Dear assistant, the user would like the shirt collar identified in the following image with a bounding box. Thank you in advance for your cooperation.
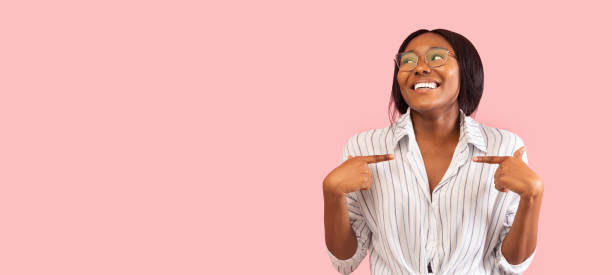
[390,106,487,152]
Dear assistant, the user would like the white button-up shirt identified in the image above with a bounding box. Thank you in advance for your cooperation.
[326,107,536,275]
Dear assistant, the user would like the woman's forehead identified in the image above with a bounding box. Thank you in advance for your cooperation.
[403,33,453,53]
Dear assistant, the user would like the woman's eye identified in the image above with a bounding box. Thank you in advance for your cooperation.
[403,59,415,64]
[431,55,442,60]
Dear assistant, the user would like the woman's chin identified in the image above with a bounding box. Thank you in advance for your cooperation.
[406,97,438,109]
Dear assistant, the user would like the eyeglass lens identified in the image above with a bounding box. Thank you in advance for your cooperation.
[396,48,449,71]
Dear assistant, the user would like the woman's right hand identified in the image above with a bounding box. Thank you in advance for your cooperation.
[323,154,395,196]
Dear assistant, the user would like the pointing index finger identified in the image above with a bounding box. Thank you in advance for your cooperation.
[472,155,509,164]
[362,154,395,164]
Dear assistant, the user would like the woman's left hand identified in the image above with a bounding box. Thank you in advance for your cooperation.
[472,146,543,199]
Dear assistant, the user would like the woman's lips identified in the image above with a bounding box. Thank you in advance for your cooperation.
[410,84,440,93]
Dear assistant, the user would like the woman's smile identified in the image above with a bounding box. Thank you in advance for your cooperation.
[412,85,439,93]
[408,78,442,93]
[406,77,447,97]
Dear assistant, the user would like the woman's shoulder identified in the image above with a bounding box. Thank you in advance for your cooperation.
[345,126,391,143]
[475,120,525,155]
[341,126,394,157]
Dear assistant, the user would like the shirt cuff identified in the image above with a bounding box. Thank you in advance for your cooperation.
[497,246,536,274]
[326,241,368,274]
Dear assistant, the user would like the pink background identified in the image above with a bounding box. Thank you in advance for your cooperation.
[1,0,610,274]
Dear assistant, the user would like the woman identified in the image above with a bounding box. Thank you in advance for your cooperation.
[322,29,543,275]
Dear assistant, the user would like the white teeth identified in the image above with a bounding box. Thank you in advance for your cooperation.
[414,82,438,89]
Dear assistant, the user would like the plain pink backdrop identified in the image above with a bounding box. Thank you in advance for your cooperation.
[1,0,610,274]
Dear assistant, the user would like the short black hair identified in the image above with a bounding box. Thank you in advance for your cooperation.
[388,29,484,123]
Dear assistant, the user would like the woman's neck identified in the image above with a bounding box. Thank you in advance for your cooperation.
[410,105,461,145]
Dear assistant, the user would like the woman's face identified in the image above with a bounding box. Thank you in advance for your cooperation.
[397,33,460,113]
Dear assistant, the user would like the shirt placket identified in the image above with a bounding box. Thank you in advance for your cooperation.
[425,140,470,274]
[426,198,438,273]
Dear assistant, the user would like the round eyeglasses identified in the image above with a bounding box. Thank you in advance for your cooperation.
[394,47,457,72]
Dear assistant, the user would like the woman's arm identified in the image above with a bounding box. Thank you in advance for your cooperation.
[472,137,543,267]
[501,191,543,264]
[323,140,385,274]
[323,187,359,259]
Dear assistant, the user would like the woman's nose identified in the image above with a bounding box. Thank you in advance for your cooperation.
[414,59,431,74]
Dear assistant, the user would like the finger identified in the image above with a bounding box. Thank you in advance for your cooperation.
[494,168,501,179]
[494,184,508,192]
[513,146,527,160]
[472,156,509,164]
[362,154,395,164]
[348,154,354,160]
[361,179,372,190]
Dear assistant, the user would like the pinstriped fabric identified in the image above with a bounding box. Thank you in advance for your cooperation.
[326,107,535,275]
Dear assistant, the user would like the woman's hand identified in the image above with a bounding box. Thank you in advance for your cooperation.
[472,146,543,199]
[323,154,394,196]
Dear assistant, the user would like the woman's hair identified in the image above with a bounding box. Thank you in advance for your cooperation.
[389,29,484,124]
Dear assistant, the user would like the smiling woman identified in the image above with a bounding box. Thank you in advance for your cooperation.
[323,29,542,275]
[389,29,484,124]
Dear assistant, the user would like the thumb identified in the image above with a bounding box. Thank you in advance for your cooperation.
[513,146,527,159]
[348,154,354,159]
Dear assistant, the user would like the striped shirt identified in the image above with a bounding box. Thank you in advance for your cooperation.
[326,107,536,275]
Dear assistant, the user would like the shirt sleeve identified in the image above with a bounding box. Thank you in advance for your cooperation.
[326,137,372,274]
[495,134,536,274]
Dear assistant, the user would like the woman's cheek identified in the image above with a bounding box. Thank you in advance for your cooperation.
[443,70,460,92]
[397,74,407,87]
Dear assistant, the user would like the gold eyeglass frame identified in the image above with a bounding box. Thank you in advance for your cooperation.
[394,47,457,72]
